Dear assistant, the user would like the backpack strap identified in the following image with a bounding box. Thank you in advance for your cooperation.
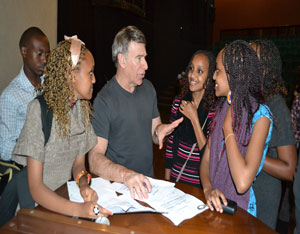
[35,95,53,146]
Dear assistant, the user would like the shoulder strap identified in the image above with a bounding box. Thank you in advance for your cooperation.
[35,95,53,146]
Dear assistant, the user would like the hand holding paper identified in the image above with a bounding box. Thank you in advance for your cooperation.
[123,171,152,200]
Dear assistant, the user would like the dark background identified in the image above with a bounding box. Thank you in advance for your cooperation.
[57,0,215,99]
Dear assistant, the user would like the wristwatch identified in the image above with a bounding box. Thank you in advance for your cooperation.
[154,128,158,137]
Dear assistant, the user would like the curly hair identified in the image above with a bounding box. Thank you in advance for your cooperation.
[251,39,287,99]
[179,50,217,110]
[219,40,264,135]
[42,40,93,138]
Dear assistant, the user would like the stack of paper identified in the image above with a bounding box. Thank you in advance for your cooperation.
[67,177,208,226]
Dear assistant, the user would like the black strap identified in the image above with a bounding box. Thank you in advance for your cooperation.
[35,95,53,146]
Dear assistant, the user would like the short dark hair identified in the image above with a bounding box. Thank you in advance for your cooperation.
[19,26,47,49]
[112,25,146,67]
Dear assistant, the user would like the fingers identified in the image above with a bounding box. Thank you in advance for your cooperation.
[125,173,152,200]
[144,178,152,193]
[129,186,136,199]
[206,189,225,213]
[219,194,227,206]
[91,204,112,217]
[99,206,113,216]
[80,187,98,202]
[159,137,163,150]
[172,117,184,125]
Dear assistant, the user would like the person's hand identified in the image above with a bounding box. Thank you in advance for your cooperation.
[80,185,98,202]
[80,201,112,219]
[157,117,184,149]
[123,171,152,200]
[179,100,198,122]
[204,188,227,213]
[223,106,233,133]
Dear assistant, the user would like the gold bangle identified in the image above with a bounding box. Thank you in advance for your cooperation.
[224,133,235,144]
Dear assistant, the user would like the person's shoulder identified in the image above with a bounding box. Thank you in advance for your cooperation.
[95,78,115,99]
[0,75,22,102]
[254,104,273,122]
[267,94,286,109]
[93,78,118,109]
[268,94,290,116]
[142,79,155,89]
[27,98,41,111]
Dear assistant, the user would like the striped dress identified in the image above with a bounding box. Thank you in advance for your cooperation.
[165,95,214,188]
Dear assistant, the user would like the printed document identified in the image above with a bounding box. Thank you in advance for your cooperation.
[67,177,208,225]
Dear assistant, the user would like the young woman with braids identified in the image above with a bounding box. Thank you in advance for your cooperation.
[250,40,297,229]
[165,50,216,187]
[200,40,273,216]
[12,37,112,219]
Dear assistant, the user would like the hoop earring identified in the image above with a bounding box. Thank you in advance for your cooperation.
[227,91,231,105]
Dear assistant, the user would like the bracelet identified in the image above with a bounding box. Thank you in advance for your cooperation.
[224,133,235,144]
[122,169,132,184]
[76,170,91,188]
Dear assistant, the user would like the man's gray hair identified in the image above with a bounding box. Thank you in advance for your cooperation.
[112,25,146,67]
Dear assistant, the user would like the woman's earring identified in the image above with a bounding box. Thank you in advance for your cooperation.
[227,91,231,105]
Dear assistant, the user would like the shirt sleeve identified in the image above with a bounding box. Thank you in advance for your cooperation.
[13,100,45,162]
[269,98,296,147]
[92,95,111,140]
[0,92,20,160]
[151,84,160,119]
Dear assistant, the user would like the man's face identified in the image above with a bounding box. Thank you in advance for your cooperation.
[122,41,148,88]
[22,35,50,78]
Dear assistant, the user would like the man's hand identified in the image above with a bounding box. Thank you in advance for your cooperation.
[123,171,152,200]
[156,117,183,149]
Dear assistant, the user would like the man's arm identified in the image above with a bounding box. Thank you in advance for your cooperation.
[0,96,19,160]
[152,117,184,149]
[88,137,152,200]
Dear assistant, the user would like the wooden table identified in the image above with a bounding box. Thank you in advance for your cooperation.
[2,182,276,234]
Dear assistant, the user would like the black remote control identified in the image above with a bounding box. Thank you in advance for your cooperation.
[211,198,237,215]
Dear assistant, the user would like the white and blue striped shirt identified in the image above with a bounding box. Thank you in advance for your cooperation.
[0,68,41,161]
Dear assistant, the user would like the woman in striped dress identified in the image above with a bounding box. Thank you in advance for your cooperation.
[165,50,216,187]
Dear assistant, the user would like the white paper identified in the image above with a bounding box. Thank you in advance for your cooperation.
[111,177,208,226]
[68,177,208,225]
[67,178,159,214]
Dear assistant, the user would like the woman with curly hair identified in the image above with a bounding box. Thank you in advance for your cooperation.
[250,40,297,229]
[165,50,216,187]
[200,40,273,216]
[12,36,112,219]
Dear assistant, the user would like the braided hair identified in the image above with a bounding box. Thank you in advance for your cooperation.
[215,40,264,137]
[251,39,287,99]
[42,40,93,138]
